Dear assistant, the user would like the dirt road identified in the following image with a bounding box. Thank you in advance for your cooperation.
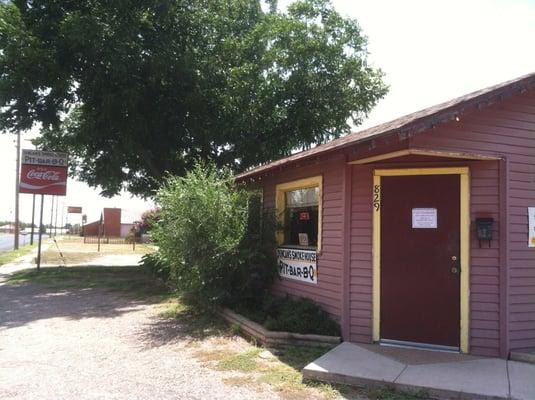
[0,276,275,399]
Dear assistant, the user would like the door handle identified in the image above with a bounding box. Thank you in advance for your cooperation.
[450,255,460,274]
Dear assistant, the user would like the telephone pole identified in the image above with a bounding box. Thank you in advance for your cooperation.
[54,196,59,237]
[49,195,54,237]
[14,131,21,250]
[30,194,36,245]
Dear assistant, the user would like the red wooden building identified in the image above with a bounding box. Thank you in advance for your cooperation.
[238,73,535,358]
[83,208,122,237]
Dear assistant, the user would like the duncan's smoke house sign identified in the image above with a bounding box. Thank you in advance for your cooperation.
[276,248,317,284]
[20,150,68,196]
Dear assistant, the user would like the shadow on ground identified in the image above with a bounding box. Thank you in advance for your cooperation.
[0,266,167,331]
[136,301,232,349]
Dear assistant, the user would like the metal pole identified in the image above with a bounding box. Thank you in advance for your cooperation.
[60,202,64,236]
[29,140,37,245]
[30,194,36,245]
[14,131,21,250]
[49,195,54,237]
[97,225,101,252]
[36,194,44,271]
[54,196,58,237]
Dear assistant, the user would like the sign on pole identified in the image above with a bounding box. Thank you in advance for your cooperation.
[19,150,68,271]
[67,206,82,213]
[20,150,68,196]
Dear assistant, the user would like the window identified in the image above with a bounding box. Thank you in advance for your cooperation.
[275,176,322,249]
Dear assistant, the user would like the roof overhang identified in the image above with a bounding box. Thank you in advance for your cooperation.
[237,72,533,180]
[348,148,501,165]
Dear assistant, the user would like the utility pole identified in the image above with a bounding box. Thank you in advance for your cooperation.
[27,139,37,245]
[49,195,54,237]
[36,194,44,271]
[14,131,21,250]
[54,196,59,237]
[30,194,36,245]
[60,201,64,236]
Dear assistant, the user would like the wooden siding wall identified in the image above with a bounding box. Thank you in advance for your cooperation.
[256,88,534,356]
[261,156,345,320]
[349,165,374,343]
[411,90,535,355]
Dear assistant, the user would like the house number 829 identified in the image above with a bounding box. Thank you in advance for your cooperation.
[373,185,381,211]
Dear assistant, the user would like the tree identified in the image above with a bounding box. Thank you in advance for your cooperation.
[0,0,387,197]
[151,162,277,306]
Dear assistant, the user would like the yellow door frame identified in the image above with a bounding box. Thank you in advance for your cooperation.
[372,167,470,353]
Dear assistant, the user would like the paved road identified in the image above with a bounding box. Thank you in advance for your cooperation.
[0,233,48,252]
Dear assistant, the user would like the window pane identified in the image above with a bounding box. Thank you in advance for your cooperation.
[284,206,318,247]
[285,187,319,208]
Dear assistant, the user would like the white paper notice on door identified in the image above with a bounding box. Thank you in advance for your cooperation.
[529,207,535,248]
[412,208,438,229]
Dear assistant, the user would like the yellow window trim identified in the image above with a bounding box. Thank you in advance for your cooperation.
[372,167,470,353]
[275,176,323,251]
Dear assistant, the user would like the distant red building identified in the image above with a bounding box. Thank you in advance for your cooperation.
[83,208,123,237]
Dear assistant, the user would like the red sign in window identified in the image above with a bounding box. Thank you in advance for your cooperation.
[299,211,310,221]
[19,164,68,195]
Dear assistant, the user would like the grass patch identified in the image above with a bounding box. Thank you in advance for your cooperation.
[277,346,332,370]
[366,387,428,400]
[194,349,232,363]
[5,266,167,298]
[39,250,98,265]
[0,243,37,266]
[217,348,263,372]
[39,237,153,265]
[200,342,424,400]
[158,297,228,338]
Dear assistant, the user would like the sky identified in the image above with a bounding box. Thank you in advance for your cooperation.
[1,0,534,225]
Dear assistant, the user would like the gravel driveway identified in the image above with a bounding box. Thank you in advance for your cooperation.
[0,278,277,399]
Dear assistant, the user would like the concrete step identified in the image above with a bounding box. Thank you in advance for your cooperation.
[302,342,535,400]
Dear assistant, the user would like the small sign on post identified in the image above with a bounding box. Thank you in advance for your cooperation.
[20,150,68,271]
[67,206,82,214]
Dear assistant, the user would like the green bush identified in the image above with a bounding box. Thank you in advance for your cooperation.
[234,295,340,336]
[140,252,171,283]
[151,162,276,307]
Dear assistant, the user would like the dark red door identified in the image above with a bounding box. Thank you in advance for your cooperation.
[380,174,460,348]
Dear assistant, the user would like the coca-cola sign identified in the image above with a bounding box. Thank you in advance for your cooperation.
[26,169,61,181]
[20,163,67,196]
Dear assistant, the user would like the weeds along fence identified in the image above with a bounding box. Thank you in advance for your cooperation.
[83,236,139,245]
[83,235,142,251]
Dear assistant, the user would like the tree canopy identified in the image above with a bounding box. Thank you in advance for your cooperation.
[0,0,387,196]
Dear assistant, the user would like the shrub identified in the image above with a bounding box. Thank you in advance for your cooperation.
[263,297,340,336]
[140,252,171,283]
[233,295,340,336]
[151,162,276,307]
